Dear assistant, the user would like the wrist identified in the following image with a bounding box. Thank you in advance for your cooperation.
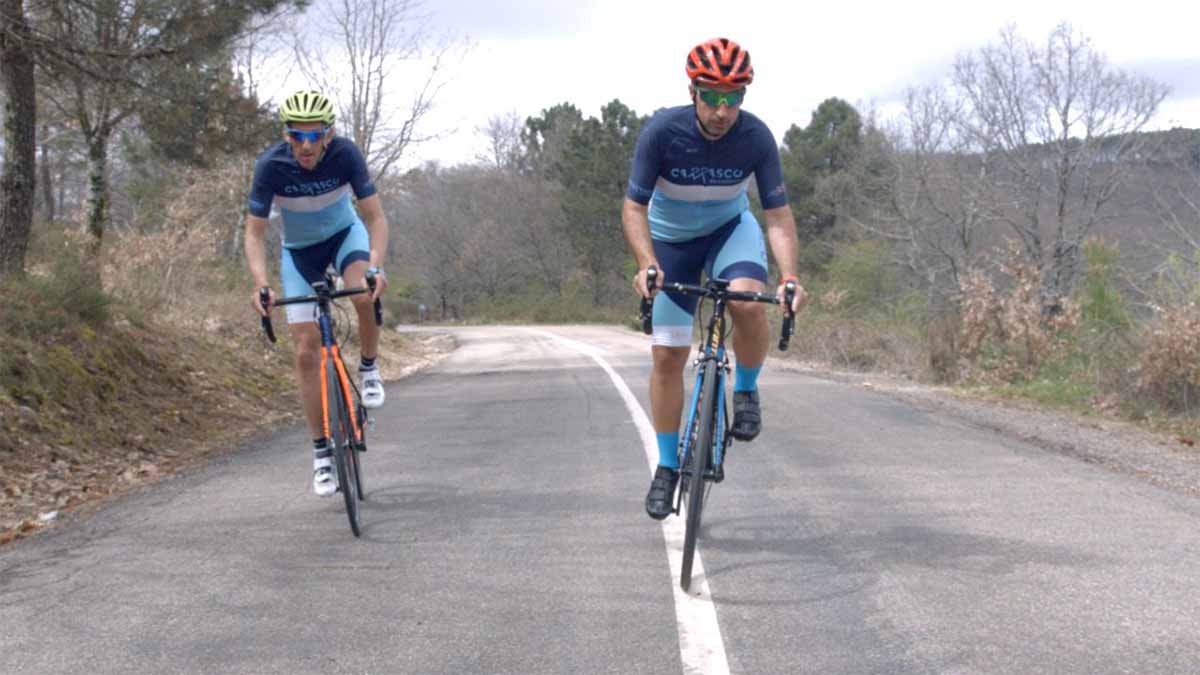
[779,274,799,285]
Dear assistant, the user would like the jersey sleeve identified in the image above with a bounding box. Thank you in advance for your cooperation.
[246,156,274,218]
[625,122,662,205]
[343,140,377,200]
[754,131,789,210]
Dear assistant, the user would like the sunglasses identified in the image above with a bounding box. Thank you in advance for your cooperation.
[286,127,330,144]
[695,87,746,108]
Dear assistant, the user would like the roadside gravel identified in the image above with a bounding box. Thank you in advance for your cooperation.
[778,360,1200,498]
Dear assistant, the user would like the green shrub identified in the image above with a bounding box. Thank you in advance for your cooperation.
[1079,239,1131,334]
[824,239,898,314]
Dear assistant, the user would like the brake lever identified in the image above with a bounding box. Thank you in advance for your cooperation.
[366,272,383,326]
[639,266,658,335]
[259,287,277,344]
[778,281,796,351]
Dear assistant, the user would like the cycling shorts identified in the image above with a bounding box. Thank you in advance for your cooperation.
[650,210,768,347]
[279,221,371,324]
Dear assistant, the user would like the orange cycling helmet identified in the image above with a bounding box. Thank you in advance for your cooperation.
[686,38,754,90]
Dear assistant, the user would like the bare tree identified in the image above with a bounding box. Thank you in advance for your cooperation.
[476,111,523,169]
[855,87,992,305]
[230,5,300,100]
[476,112,571,292]
[291,0,468,186]
[861,24,1168,312]
[30,0,304,266]
[953,23,1168,310]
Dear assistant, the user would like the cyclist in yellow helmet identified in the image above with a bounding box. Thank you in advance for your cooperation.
[244,90,390,497]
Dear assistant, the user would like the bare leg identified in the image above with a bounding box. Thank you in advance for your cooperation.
[289,322,324,439]
[728,278,769,368]
[650,345,691,432]
[342,260,379,360]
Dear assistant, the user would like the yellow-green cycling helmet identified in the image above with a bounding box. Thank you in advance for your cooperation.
[279,90,335,125]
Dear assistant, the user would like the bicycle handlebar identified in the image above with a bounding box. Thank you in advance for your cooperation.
[637,275,798,352]
[659,281,778,305]
[259,276,383,344]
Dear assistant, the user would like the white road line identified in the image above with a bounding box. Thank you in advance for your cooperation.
[530,329,731,675]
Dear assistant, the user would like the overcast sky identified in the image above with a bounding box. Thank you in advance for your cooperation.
[269,0,1200,168]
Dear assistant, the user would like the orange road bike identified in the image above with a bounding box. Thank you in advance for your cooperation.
[260,272,382,537]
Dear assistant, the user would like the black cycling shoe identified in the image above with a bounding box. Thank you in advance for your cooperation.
[645,465,679,520]
[731,390,761,441]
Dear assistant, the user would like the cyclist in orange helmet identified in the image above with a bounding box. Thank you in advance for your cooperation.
[624,38,809,520]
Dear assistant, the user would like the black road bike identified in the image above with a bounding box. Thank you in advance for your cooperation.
[640,267,796,590]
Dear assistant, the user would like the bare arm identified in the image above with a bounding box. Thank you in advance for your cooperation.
[355,194,390,299]
[355,194,390,269]
[622,197,659,297]
[244,214,272,315]
[762,204,808,312]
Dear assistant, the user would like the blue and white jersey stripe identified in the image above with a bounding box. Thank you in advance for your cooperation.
[247,136,377,249]
[626,105,787,243]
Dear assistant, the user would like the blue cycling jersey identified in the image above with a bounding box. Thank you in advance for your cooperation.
[626,105,787,243]
[247,136,377,249]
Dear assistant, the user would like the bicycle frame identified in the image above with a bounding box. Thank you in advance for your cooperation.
[311,285,363,446]
[678,286,734,496]
[260,273,382,449]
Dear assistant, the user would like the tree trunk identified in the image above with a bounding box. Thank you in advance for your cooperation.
[39,123,54,222]
[84,132,111,260]
[0,0,37,278]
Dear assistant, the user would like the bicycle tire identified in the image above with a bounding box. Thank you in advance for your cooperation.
[328,360,361,537]
[352,401,366,501]
[681,359,717,592]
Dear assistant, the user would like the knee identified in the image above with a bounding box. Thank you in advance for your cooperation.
[349,293,372,313]
[652,346,689,375]
[729,299,766,324]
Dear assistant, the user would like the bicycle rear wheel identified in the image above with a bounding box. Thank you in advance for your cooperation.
[328,360,361,537]
[681,360,717,592]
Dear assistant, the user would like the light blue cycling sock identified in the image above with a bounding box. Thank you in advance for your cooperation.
[734,363,762,392]
[657,431,680,469]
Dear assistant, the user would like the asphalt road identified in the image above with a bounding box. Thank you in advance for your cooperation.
[3,325,1200,674]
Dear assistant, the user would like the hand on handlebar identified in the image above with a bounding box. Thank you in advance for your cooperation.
[776,277,808,314]
[365,267,388,302]
[633,265,660,300]
[636,266,659,335]
[254,286,275,317]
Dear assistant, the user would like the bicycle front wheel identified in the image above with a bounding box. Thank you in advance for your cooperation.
[328,360,361,537]
[352,401,366,501]
[681,360,717,592]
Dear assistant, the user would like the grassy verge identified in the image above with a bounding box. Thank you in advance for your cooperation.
[0,269,436,544]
